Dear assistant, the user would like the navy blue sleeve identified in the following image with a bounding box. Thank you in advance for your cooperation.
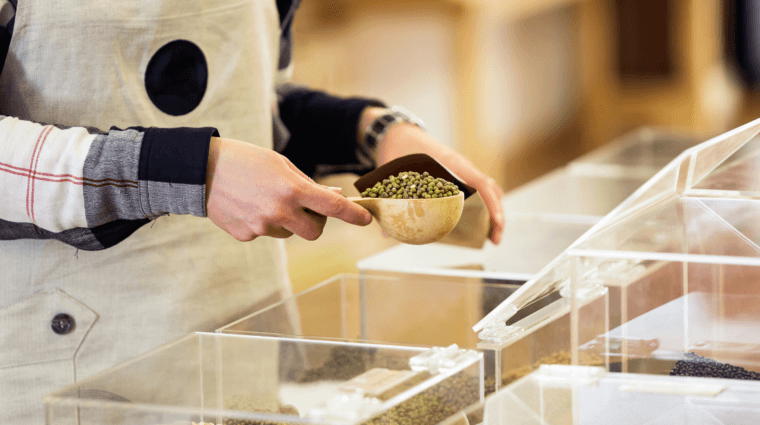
[131,126,217,186]
[276,87,385,178]
[0,0,15,77]
[274,0,388,178]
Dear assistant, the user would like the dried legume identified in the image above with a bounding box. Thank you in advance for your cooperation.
[670,352,760,381]
[361,171,460,199]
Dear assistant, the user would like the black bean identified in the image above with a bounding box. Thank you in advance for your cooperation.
[670,352,760,381]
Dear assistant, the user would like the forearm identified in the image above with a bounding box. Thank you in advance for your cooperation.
[0,115,217,250]
[357,106,448,163]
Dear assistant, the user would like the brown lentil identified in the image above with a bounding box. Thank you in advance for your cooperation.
[219,346,480,425]
[362,371,480,425]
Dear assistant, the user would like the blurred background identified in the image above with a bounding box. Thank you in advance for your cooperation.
[284,0,760,293]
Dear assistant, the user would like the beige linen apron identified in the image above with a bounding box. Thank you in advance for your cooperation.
[0,1,291,423]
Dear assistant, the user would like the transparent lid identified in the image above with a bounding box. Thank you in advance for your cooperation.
[438,364,760,425]
[569,127,702,179]
[499,168,647,223]
[572,197,760,264]
[45,332,483,425]
[476,117,760,332]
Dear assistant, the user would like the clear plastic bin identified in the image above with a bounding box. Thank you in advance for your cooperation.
[565,126,760,377]
[45,332,483,425]
[567,197,760,376]
[439,365,760,425]
[218,274,605,394]
[478,118,760,385]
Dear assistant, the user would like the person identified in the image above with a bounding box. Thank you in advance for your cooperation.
[0,0,505,423]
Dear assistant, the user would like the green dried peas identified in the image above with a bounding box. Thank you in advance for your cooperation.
[361,171,460,199]
[217,347,479,425]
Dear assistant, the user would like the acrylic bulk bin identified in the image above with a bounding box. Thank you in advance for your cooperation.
[478,117,760,382]
[45,332,483,425]
[218,274,604,395]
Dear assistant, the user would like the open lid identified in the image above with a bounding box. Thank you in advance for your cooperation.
[474,116,760,333]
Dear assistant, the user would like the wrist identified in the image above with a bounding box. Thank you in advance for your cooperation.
[205,136,223,210]
[359,105,426,148]
[377,122,442,164]
[358,106,387,141]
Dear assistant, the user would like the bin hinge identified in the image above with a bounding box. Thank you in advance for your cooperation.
[559,283,607,303]
[477,322,525,345]
[409,344,480,374]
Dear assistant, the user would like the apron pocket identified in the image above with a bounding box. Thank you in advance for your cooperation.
[0,288,97,423]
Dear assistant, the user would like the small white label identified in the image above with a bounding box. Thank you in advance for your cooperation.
[620,382,726,397]
[339,368,419,397]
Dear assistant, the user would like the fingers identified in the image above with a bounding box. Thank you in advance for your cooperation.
[480,178,504,245]
[267,227,295,239]
[490,214,504,244]
[283,208,328,241]
[283,158,364,226]
[301,184,373,226]
[227,224,291,241]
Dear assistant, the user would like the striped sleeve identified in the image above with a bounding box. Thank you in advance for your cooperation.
[0,116,217,250]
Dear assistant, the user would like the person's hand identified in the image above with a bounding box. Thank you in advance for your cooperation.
[206,137,372,241]
[361,107,505,244]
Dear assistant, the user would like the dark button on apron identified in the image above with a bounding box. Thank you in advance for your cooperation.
[51,313,75,335]
[145,39,208,116]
